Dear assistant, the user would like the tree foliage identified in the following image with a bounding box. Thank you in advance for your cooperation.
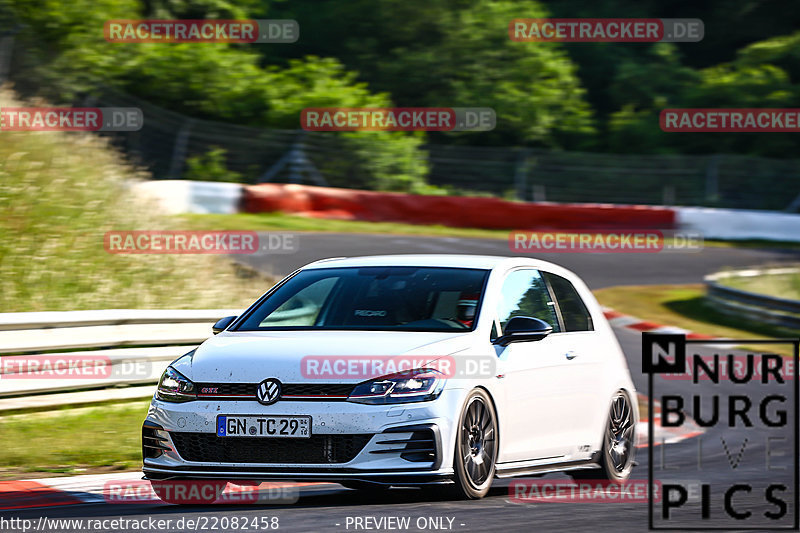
[5,0,800,188]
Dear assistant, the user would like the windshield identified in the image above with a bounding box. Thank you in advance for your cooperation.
[235,266,489,332]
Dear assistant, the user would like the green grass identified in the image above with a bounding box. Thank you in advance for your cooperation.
[178,212,512,240]
[718,272,800,301]
[0,401,150,478]
[594,284,799,357]
[0,89,270,312]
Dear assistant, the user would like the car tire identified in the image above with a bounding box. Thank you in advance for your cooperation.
[448,388,498,499]
[570,390,635,482]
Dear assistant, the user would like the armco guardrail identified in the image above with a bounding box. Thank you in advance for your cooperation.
[0,309,242,332]
[0,309,241,399]
[705,268,800,330]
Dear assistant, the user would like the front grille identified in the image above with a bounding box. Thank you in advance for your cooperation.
[283,383,354,397]
[170,432,371,464]
[195,382,355,400]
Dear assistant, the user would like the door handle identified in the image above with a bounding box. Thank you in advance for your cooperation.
[565,351,578,360]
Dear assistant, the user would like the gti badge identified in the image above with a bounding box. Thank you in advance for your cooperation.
[256,378,282,405]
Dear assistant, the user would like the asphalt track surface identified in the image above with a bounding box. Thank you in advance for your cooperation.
[239,232,800,287]
[5,235,800,532]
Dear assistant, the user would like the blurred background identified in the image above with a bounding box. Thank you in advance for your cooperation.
[3,0,800,205]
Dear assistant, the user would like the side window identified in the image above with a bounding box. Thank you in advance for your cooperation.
[260,277,338,327]
[496,270,560,333]
[543,272,594,332]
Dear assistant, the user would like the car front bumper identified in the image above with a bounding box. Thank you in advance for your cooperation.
[142,388,465,483]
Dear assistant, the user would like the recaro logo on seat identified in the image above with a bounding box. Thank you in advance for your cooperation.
[354,310,387,317]
[256,378,282,405]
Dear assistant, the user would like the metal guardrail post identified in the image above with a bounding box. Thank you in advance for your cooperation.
[0,35,13,84]
[168,119,195,179]
[513,149,530,201]
[704,154,720,205]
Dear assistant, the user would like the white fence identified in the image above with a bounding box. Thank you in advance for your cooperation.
[130,180,242,214]
[678,207,800,242]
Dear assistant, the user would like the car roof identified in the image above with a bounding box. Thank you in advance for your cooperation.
[301,254,565,272]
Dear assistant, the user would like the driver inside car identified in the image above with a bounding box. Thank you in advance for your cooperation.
[455,294,479,328]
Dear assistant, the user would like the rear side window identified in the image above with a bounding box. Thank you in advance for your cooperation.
[543,273,594,332]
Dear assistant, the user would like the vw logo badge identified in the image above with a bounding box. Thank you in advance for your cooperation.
[256,378,282,405]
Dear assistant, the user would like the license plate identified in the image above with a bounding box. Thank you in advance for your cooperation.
[216,415,311,438]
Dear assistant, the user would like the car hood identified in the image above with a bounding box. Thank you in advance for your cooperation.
[173,330,474,383]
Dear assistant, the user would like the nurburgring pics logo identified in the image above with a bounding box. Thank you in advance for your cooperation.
[0,108,142,131]
[104,20,298,43]
[104,231,298,255]
[300,108,496,132]
[509,18,703,42]
[509,230,703,253]
[643,333,799,530]
[661,109,800,132]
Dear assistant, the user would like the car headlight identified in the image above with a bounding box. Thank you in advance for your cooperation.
[156,367,196,402]
[347,369,445,405]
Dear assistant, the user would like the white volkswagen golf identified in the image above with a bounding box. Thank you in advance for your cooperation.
[142,255,638,499]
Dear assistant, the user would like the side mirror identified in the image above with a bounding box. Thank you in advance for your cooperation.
[212,315,237,335]
[492,316,553,346]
